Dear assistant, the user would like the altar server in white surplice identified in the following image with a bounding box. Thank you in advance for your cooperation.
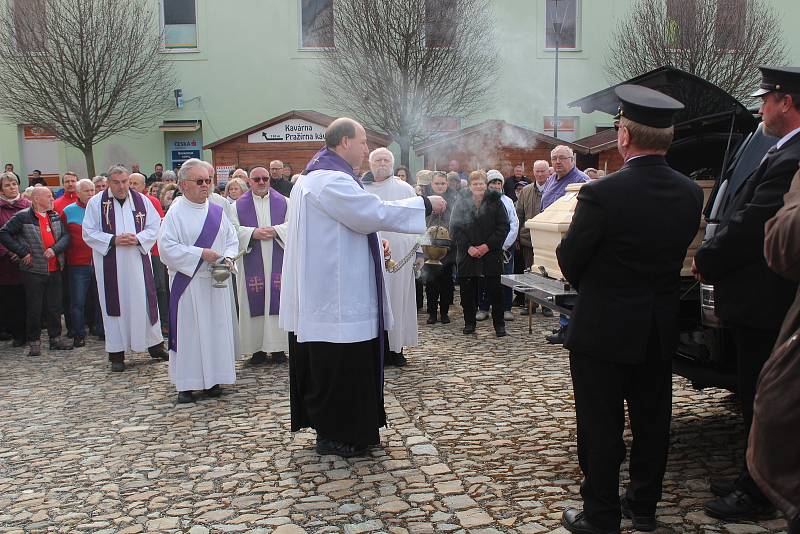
[229,166,290,366]
[365,148,419,367]
[82,165,168,373]
[158,159,240,404]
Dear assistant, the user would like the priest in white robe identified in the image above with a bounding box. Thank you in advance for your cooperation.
[83,165,168,372]
[230,166,289,366]
[365,148,419,367]
[280,118,447,458]
[158,159,240,403]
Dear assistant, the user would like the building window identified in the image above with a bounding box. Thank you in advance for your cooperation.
[161,0,197,50]
[665,0,695,49]
[13,0,47,53]
[545,0,578,50]
[426,0,456,48]
[714,0,746,50]
[301,0,334,49]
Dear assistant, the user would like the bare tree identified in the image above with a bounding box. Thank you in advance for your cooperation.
[605,0,786,103]
[0,0,176,177]
[316,0,499,166]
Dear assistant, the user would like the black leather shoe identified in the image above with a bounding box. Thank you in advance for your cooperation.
[73,336,86,348]
[547,325,567,344]
[495,326,507,337]
[710,478,736,497]
[204,385,222,398]
[520,307,530,316]
[703,490,776,521]
[426,314,437,324]
[542,307,554,317]
[248,351,267,366]
[394,353,407,367]
[177,391,194,403]
[271,351,287,363]
[315,437,368,458]
[463,324,476,334]
[440,314,450,324]
[148,344,169,360]
[620,497,657,532]
[111,361,125,372]
[561,508,620,534]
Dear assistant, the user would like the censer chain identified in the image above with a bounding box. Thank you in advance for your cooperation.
[386,242,421,273]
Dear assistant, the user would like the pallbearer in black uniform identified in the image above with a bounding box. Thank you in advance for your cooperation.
[694,66,800,522]
[557,85,703,534]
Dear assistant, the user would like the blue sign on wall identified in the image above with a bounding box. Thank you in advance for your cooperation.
[171,149,201,169]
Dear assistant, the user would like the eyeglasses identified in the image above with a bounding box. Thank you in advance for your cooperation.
[552,155,573,161]
[194,179,213,185]
[251,176,269,183]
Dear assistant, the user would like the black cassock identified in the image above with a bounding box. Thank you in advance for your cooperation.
[556,155,703,529]
[289,333,386,448]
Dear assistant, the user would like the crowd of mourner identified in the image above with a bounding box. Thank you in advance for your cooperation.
[1,67,799,534]
[0,146,589,362]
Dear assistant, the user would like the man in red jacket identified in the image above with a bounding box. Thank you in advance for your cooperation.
[53,171,80,337]
[61,179,97,347]
[53,172,79,215]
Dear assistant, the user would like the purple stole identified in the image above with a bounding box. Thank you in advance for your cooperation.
[168,202,223,352]
[304,147,387,401]
[99,189,158,326]
[235,189,287,317]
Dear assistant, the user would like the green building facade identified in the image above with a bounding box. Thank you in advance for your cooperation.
[1,0,799,184]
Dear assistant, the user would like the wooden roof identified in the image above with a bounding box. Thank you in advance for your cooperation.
[414,120,588,155]
[204,110,393,149]
[573,128,618,154]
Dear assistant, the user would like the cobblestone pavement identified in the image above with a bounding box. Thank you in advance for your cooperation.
[0,305,789,534]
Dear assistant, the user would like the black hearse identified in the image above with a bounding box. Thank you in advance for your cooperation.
[505,66,774,391]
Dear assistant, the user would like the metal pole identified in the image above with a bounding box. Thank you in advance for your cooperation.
[554,28,559,138]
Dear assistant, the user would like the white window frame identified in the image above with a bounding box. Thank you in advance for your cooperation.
[298,0,335,51]
[159,0,200,53]
[543,0,581,52]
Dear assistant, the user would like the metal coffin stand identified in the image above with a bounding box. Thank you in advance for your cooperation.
[501,272,576,333]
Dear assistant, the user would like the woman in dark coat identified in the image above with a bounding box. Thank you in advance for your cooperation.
[449,170,509,336]
[0,172,31,346]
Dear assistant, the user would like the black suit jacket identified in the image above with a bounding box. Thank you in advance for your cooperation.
[694,133,800,331]
[556,156,703,364]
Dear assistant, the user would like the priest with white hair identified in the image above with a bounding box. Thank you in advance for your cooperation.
[158,158,240,403]
[365,147,419,366]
